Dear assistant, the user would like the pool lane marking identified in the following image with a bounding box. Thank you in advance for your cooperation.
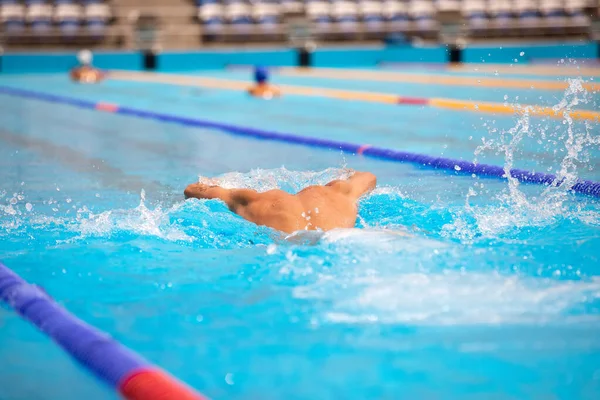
[446,63,600,77]
[2,85,599,198]
[357,144,372,155]
[107,70,600,122]
[96,102,119,112]
[277,67,600,92]
[0,262,206,400]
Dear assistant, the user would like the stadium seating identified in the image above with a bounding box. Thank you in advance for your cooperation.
[488,0,512,30]
[26,0,53,34]
[83,0,111,37]
[224,0,253,31]
[358,0,384,31]
[436,0,460,12]
[1,0,26,35]
[331,0,359,33]
[54,0,82,37]
[253,0,281,30]
[409,0,437,31]
[382,0,409,30]
[306,0,332,31]
[280,0,303,14]
[198,0,225,33]
[514,0,540,28]
[462,0,487,33]
[565,0,590,25]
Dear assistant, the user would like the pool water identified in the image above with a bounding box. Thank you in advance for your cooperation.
[0,66,599,399]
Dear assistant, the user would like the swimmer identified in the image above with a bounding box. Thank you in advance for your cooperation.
[184,170,376,234]
[248,66,281,99]
[70,49,105,84]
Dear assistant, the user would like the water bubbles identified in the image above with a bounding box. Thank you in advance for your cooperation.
[66,198,72,203]
[56,187,60,192]
[25,203,33,212]
[9,197,17,205]
[95,193,100,198]
[225,373,234,385]
[17,195,24,201]
[504,95,508,101]
[454,165,462,171]
[520,51,525,56]
[266,244,277,255]
[494,70,499,76]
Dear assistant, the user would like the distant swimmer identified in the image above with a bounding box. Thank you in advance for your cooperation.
[70,50,105,84]
[184,170,376,233]
[248,66,281,99]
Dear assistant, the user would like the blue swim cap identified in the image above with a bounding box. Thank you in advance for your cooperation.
[254,66,268,83]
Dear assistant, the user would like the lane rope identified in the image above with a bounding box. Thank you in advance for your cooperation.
[0,85,599,198]
[107,70,600,122]
[0,262,206,399]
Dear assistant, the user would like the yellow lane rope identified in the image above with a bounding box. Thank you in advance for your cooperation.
[108,70,600,122]
[277,67,600,92]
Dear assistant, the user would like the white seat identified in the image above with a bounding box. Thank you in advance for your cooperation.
[488,0,513,28]
[306,0,332,24]
[84,3,111,21]
[331,0,359,22]
[54,2,82,22]
[382,0,408,25]
[280,0,303,14]
[359,0,383,20]
[253,1,280,24]
[198,1,224,24]
[461,0,486,17]
[436,0,460,12]
[224,0,252,25]
[1,3,25,21]
[514,0,540,26]
[462,0,487,30]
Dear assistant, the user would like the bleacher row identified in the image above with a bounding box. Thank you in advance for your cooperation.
[196,0,598,37]
[0,0,112,38]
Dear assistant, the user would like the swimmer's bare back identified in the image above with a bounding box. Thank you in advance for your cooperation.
[184,171,377,233]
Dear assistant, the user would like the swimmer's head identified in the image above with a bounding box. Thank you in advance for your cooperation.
[254,66,269,84]
[77,49,93,66]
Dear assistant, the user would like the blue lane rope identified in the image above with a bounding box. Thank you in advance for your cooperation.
[0,85,599,198]
[0,262,148,387]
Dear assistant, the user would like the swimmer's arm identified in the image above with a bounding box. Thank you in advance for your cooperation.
[326,171,377,199]
[184,183,258,211]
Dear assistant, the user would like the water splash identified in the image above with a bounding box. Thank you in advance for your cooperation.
[197,166,354,193]
[445,77,600,240]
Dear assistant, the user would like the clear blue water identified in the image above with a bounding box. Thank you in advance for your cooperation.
[0,66,599,399]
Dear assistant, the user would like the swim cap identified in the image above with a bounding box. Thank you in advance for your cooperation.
[254,66,268,84]
[77,49,93,65]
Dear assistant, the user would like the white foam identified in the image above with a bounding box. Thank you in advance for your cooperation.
[295,270,600,326]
